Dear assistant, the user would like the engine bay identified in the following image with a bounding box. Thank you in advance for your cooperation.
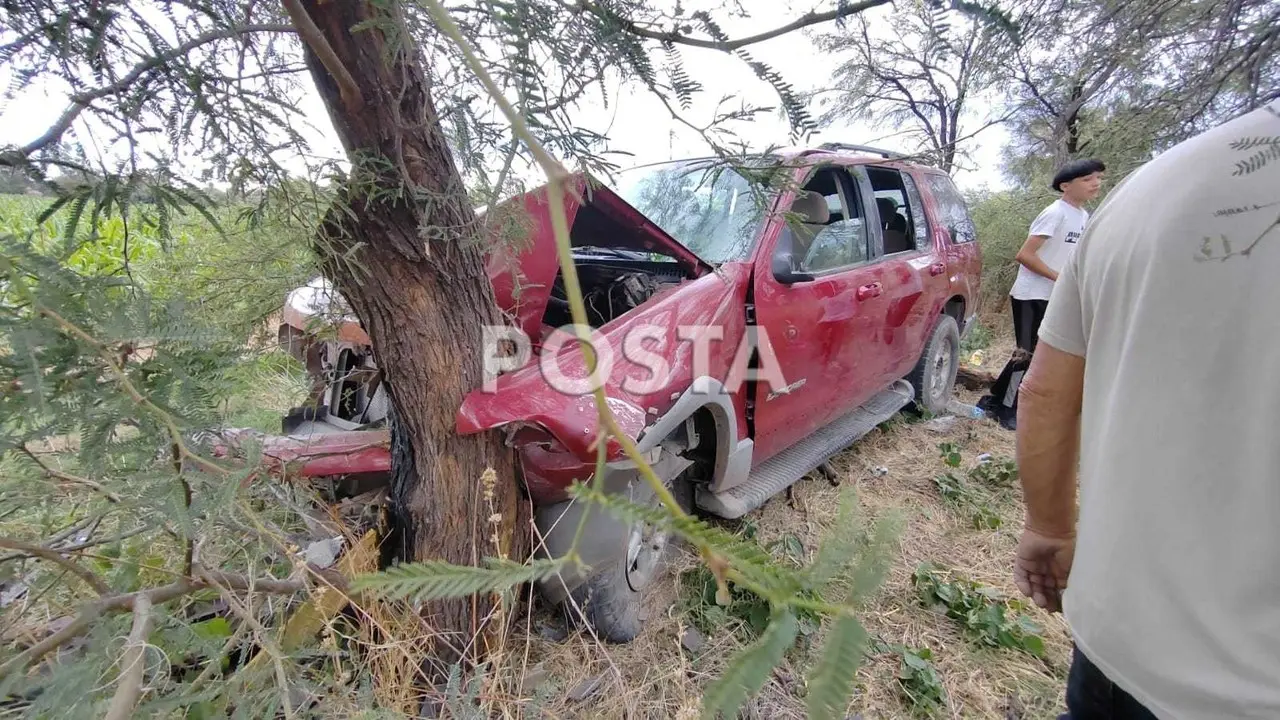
[542,256,689,328]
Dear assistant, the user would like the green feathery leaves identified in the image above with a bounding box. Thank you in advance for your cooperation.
[805,613,870,720]
[701,609,799,719]
[350,557,568,602]
[569,481,800,599]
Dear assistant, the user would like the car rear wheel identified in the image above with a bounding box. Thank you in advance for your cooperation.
[907,314,960,415]
[565,470,692,643]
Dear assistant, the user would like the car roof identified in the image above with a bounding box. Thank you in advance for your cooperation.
[773,144,938,171]
[611,147,947,181]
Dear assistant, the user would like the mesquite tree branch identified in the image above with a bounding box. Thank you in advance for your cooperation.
[576,0,892,52]
[102,596,153,720]
[2,23,295,162]
[0,536,111,595]
[0,570,312,682]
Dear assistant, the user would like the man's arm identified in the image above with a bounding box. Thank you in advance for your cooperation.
[1017,342,1084,536]
[1013,341,1084,612]
[1014,234,1059,282]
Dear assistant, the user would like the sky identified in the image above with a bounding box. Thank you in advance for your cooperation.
[0,1,1013,193]
[556,3,1012,192]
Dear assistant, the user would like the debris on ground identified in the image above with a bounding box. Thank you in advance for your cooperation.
[680,626,706,655]
[957,364,998,390]
[567,668,617,702]
[520,662,550,695]
[946,399,987,418]
[302,536,345,569]
[925,415,959,433]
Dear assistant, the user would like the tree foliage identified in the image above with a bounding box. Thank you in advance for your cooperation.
[1001,0,1280,181]
[813,0,1277,187]
[813,0,1014,172]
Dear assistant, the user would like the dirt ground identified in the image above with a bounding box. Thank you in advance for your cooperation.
[499,333,1072,720]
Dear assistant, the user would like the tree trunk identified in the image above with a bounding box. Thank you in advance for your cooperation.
[291,0,528,668]
[1056,80,1087,165]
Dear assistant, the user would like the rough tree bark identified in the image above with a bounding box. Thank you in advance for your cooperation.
[288,0,528,667]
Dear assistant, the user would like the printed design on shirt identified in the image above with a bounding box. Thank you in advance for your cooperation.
[1195,104,1280,263]
[1064,229,1082,244]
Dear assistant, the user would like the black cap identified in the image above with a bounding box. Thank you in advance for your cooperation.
[1052,159,1106,192]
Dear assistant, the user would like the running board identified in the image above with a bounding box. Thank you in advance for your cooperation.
[695,380,914,519]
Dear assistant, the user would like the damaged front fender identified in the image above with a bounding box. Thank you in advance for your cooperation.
[456,264,750,458]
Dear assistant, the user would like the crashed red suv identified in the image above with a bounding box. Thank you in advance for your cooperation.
[257,144,981,642]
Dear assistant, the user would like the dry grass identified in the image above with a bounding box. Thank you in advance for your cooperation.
[493,389,1071,719]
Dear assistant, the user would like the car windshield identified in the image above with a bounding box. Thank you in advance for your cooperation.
[611,158,772,263]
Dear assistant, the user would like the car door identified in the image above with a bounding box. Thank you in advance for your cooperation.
[921,171,982,328]
[860,165,950,384]
[750,165,890,463]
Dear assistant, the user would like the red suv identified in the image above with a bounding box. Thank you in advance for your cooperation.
[250,143,981,643]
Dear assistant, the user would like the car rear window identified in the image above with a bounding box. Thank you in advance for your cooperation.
[924,174,977,244]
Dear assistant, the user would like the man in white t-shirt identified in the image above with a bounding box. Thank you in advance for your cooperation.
[984,158,1105,430]
[1015,101,1280,719]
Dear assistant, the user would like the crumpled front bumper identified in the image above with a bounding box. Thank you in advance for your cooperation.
[201,422,391,483]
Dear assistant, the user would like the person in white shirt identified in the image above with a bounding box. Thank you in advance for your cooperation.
[1015,101,1280,718]
[982,158,1106,430]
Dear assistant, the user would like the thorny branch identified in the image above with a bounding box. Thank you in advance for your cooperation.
[0,536,111,595]
[201,569,299,720]
[32,304,227,476]
[0,570,314,682]
[18,446,123,503]
[281,0,365,113]
[577,0,893,52]
[1,23,296,163]
[102,596,153,720]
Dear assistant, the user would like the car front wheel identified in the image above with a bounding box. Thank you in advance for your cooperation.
[564,471,692,643]
[907,314,961,415]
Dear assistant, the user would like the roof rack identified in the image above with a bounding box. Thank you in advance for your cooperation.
[815,142,905,159]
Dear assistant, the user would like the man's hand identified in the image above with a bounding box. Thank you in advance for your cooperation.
[1014,529,1075,613]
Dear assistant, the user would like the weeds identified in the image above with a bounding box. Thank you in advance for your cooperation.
[897,645,948,716]
[870,638,948,717]
[970,456,1018,488]
[931,443,1018,529]
[912,563,1046,657]
[680,551,823,640]
[960,320,993,356]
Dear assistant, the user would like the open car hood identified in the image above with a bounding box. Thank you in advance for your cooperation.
[280,173,711,346]
[484,173,712,341]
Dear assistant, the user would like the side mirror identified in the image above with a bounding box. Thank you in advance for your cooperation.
[771,227,815,285]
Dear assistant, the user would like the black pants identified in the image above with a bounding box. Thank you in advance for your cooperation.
[1060,647,1158,720]
[989,298,1048,411]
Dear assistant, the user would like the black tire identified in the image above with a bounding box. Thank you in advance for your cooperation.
[565,471,693,643]
[907,314,961,415]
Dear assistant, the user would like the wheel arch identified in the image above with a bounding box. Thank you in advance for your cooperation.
[944,294,966,331]
[532,378,754,605]
[635,377,753,493]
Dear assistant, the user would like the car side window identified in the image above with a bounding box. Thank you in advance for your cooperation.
[788,167,868,273]
[924,174,977,244]
[901,174,930,249]
[867,166,927,255]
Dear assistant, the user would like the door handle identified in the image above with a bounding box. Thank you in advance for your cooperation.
[856,282,882,300]
[929,262,947,276]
